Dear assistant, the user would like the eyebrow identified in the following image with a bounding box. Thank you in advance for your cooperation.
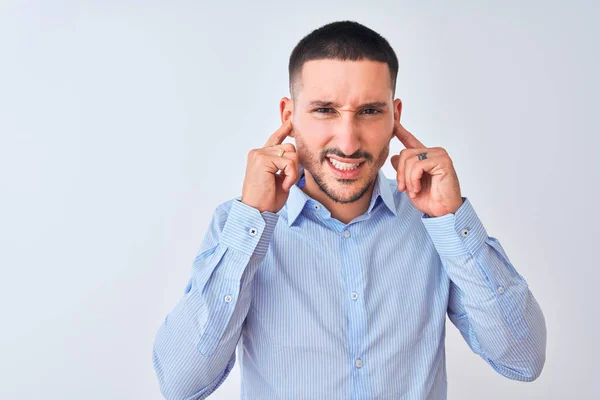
[307,100,389,109]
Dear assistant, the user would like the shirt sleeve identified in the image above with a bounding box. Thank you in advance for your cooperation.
[152,198,279,400]
[421,197,547,382]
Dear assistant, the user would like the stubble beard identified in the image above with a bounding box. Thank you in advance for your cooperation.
[296,138,389,204]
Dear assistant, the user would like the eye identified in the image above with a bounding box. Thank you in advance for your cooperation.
[314,108,333,113]
[361,108,382,115]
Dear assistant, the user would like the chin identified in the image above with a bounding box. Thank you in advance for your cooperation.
[319,172,373,204]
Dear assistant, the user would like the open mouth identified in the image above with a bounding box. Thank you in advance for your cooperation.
[327,157,365,179]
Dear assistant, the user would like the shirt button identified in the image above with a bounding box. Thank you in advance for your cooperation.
[224,295,232,303]
[355,359,363,368]
[460,228,469,237]
[350,292,358,301]
[314,204,321,210]
[249,228,258,236]
[343,230,351,238]
[497,286,505,294]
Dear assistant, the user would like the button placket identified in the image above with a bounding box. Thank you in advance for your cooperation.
[339,224,366,392]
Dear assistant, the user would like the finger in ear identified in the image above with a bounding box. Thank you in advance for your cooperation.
[390,155,399,170]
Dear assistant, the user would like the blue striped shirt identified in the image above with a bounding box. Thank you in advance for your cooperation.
[152,165,546,399]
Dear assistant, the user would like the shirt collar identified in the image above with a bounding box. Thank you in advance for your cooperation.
[285,164,397,226]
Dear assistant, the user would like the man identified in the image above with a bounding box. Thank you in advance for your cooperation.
[152,20,546,399]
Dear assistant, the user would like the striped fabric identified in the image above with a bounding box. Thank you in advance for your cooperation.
[152,165,546,399]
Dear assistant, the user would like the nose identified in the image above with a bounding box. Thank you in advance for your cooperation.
[331,115,362,158]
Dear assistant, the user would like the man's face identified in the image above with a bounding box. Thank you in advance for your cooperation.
[287,59,400,204]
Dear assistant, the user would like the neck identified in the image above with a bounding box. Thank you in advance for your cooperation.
[301,170,375,225]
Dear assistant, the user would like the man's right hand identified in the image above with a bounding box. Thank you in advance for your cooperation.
[240,119,299,214]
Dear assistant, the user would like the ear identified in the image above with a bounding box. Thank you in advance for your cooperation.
[393,98,402,123]
[280,97,294,137]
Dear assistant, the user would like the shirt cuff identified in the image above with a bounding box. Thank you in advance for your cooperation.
[421,197,488,257]
[220,199,279,257]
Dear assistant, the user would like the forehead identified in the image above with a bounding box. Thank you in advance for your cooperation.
[298,59,392,105]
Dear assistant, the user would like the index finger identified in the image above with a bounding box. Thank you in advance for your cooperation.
[393,120,426,149]
[264,119,293,148]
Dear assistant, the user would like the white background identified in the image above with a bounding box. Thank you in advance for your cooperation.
[1,1,598,399]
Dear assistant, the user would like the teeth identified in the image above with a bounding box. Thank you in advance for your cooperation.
[329,158,361,170]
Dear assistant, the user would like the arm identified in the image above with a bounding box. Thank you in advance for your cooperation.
[421,197,546,382]
[152,198,279,400]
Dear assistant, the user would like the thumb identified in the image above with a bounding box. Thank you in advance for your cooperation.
[390,155,399,171]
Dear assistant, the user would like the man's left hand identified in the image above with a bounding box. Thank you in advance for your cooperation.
[390,120,464,218]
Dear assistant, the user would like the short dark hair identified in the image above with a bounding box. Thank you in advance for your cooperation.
[288,20,399,101]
